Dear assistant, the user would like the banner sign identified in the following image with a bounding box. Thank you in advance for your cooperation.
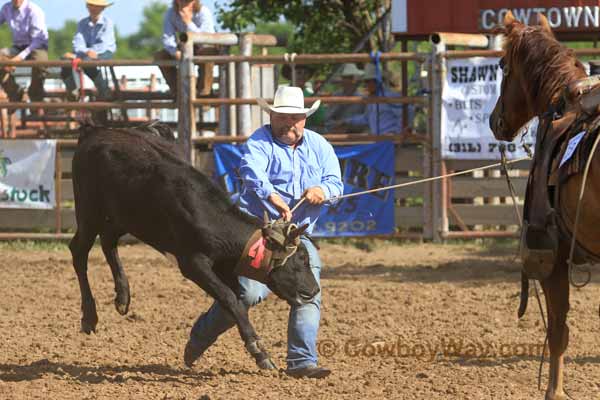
[0,140,56,209]
[214,142,395,237]
[441,57,535,160]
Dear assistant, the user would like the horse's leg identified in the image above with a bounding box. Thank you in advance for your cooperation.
[541,252,570,400]
[100,227,130,316]
[69,227,99,334]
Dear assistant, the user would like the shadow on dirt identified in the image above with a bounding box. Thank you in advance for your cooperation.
[0,358,258,384]
[322,257,522,285]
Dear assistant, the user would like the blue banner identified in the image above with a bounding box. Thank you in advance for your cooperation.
[213,142,395,237]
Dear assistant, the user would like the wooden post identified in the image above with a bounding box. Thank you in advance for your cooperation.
[147,73,157,121]
[217,58,228,135]
[401,39,409,130]
[227,60,237,136]
[237,34,253,136]
[55,141,62,234]
[178,36,196,164]
[430,42,448,242]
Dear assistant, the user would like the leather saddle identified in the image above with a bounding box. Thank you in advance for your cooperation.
[520,74,600,280]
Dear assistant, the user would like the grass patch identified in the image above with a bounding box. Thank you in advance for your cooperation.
[0,240,70,252]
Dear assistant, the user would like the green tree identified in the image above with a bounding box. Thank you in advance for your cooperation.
[216,0,393,54]
[122,2,168,58]
[0,25,11,49]
[48,20,78,59]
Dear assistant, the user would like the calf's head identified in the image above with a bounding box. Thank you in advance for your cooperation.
[262,221,320,306]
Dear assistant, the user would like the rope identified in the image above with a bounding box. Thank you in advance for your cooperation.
[288,156,531,218]
[328,156,530,203]
[71,58,87,120]
[566,132,600,288]
[370,51,383,135]
[284,53,298,86]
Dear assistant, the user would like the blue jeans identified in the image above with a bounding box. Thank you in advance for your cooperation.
[60,51,113,99]
[189,236,322,370]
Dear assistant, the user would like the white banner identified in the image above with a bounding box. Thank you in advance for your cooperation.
[441,57,535,160]
[0,140,56,209]
[391,0,407,33]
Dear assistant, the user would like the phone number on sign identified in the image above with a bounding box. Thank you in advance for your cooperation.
[448,142,533,153]
[323,220,378,234]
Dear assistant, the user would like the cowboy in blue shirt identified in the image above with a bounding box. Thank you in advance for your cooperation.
[60,0,116,100]
[184,86,343,379]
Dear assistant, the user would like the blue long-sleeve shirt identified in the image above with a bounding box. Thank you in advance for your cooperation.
[238,125,344,234]
[72,14,116,57]
[345,88,404,135]
[162,5,215,56]
[0,0,48,59]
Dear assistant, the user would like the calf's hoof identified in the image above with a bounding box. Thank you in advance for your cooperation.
[114,297,130,316]
[257,358,277,370]
[80,319,97,334]
[183,339,206,368]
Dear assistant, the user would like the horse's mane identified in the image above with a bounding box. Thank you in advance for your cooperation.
[503,21,587,112]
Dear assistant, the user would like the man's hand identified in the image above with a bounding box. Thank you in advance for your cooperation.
[63,52,75,60]
[179,7,194,25]
[4,55,22,73]
[303,186,326,205]
[86,50,98,59]
[268,193,292,222]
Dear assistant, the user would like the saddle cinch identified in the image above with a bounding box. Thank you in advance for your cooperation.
[520,75,600,280]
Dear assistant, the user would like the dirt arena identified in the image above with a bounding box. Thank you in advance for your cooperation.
[2,240,600,399]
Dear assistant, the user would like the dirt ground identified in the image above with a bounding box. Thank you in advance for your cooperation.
[2,240,600,400]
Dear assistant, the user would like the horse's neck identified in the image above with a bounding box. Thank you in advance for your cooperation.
[530,68,587,116]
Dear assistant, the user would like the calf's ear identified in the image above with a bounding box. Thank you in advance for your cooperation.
[287,224,309,242]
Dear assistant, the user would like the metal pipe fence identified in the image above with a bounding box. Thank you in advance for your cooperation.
[0,33,558,242]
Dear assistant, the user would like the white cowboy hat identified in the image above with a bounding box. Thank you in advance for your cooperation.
[86,0,113,7]
[362,63,390,81]
[257,86,321,117]
[339,63,364,78]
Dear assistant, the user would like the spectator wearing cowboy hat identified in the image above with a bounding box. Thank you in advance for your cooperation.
[0,0,49,103]
[60,0,116,101]
[325,63,367,133]
[340,63,409,135]
[184,86,343,379]
[154,0,216,98]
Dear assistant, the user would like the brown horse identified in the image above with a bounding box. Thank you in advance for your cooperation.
[490,11,600,400]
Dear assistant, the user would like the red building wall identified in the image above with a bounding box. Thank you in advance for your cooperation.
[398,0,600,35]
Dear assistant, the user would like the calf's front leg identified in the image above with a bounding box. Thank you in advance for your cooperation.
[178,253,276,369]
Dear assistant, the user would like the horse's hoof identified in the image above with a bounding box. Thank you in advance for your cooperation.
[115,297,129,316]
[545,391,567,400]
[257,358,277,370]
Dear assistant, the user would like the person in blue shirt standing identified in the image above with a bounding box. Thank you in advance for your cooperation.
[154,0,215,97]
[60,0,116,101]
[342,63,410,135]
[184,86,343,379]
